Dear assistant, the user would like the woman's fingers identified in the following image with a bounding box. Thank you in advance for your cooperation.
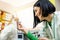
[17,22,28,34]
[17,22,23,30]
[18,28,24,31]
[18,22,22,28]
[18,28,28,34]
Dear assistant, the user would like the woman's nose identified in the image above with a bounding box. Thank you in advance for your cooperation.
[35,13,38,16]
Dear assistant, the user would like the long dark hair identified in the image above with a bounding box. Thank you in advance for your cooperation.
[33,0,56,28]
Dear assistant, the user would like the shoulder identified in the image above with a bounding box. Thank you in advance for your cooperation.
[54,11,60,20]
[36,22,46,30]
[54,11,60,16]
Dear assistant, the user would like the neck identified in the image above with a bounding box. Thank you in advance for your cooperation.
[45,14,54,22]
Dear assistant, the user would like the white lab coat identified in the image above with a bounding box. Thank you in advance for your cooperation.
[36,11,60,40]
[0,19,18,40]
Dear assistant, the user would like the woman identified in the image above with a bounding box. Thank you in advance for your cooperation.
[18,0,60,40]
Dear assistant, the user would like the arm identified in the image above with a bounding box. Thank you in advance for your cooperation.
[26,31,38,40]
[18,22,49,40]
[18,22,44,32]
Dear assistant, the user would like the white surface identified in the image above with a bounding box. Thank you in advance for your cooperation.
[1,0,36,7]
[0,0,37,28]
[17,7,34,28]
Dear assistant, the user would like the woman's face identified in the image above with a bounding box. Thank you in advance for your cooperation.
[0,10,3,15]
[33,7,45,21]
[0,10,2,15]
[0,10,1,19]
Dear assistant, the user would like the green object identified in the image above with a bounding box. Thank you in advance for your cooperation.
[26,31,38,40]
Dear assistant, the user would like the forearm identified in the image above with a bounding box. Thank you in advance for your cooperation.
[25,27,40,32]
[25,31,38,40]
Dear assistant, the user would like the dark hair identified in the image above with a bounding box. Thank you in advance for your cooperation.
[33,11,40,28]
[33,0,56,28]
[0,11,3,15]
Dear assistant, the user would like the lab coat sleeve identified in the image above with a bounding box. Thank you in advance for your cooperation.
[26,31,38,40]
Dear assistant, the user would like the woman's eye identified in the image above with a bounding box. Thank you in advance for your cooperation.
[35,10,37,12]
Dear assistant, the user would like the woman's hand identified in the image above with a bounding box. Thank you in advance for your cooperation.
[39,37,49,40]
[17,22,22,30]
[17,22,24,31]
[17,22,28,34]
